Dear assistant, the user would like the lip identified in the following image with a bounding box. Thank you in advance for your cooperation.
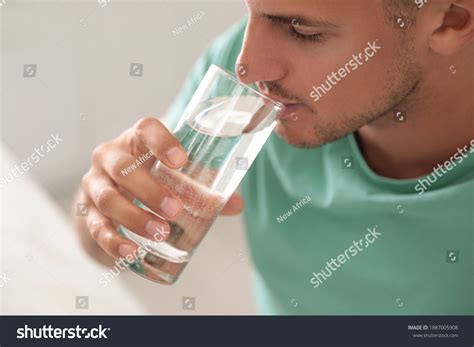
[278,103,303,120]
[256,85,301,121]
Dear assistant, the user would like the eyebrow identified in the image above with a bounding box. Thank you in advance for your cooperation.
[260,13,339,29]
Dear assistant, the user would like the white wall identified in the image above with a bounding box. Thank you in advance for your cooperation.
[1,0,247,204]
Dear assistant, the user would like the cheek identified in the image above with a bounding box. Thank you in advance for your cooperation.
[302,38,398,118]
[289,39,371,109]
[290,19,396,111]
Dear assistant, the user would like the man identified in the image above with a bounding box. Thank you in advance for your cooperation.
[74,0,474,314]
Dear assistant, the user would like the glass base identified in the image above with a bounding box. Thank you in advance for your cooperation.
[118,225,188,284]
[129,252,178,285]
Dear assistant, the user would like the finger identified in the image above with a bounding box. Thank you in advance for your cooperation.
[221,192,244,216]
[101,150,183,220]
[83,169,172,241]
[132,117,188,169]
[85,205,140,260]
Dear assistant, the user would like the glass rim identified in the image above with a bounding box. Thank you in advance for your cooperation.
[209,64,285,112]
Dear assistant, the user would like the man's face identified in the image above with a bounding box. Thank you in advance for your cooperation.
[238,0,422,148]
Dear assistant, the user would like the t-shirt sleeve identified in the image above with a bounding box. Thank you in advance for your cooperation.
[163,17,247,131]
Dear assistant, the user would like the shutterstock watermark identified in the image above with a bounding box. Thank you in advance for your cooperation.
[121,150,153,176]
[414,139,474,195]
[0,271,11,288]
[97,0,110,8]
[99,225,169,287]
[17,325,110,339]
[310,225,381,288]
[415,0,428,9]
[0,133,64,189]
[310,40,381,102]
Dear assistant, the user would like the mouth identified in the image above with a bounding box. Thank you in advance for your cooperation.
[260,95,303,121]
[278,103,304,121]
[256,83,302,121]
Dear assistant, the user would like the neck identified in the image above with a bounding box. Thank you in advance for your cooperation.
[356,57,474,180]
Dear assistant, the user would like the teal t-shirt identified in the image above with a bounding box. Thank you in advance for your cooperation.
[165,17,474,315]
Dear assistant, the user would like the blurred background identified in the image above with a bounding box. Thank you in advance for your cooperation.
[1,0,256,314]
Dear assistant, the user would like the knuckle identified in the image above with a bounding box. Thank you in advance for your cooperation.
[108,154,134,178]
[134,117,161,135]
[81,171,92,191]
[88,220,105,241]
[100,231,115,253]
[81,169,101,189]
[91,143,108,164]
[94,186,117,212]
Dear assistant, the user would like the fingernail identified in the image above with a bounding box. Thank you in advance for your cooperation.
[145,220,170,239]
[119,244,136,258]
[166,147,187,166]
[160,196,181,218]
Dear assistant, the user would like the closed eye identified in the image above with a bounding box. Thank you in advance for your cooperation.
[262,14,327,44]
[289,27,325,43]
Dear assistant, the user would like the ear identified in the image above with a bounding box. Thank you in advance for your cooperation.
[430,0,474,55]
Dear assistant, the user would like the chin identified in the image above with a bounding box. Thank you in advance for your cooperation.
[274,120,293,141]
[274,121,318,149]
[274,121,330,149]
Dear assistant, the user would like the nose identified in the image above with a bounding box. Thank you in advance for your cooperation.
[235,18,286,86]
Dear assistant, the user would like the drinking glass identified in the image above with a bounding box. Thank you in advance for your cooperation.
[118,64,284,284]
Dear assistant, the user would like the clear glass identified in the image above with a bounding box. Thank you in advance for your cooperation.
[118,64,284,284]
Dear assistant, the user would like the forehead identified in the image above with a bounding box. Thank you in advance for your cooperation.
[246,0,380,21]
